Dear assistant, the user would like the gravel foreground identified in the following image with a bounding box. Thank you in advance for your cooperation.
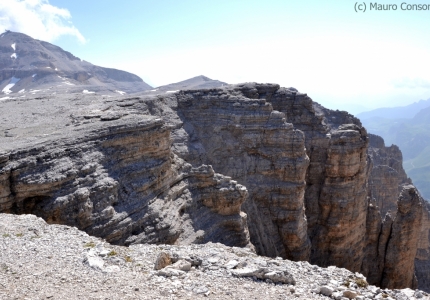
[0,214,428,300]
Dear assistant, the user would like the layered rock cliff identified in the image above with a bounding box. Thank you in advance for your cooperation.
[0,83,428,291]
[0,114,250,247]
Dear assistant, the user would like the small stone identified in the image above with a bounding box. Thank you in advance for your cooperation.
[193,286,209,294]
[320,285,334,296]
[207,257,219,264]
[332,291,343,300]
[170,259,192,271]
[154,251,172,270]
[415,291,424,298]
[156,268,186,277]
[224,260,239,269]
[263,270,295,285]
[343,290,358,299]
[85,256,104,270]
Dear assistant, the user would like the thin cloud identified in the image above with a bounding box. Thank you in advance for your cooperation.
[0,0,86,43]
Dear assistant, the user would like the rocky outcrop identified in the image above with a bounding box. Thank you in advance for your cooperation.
[174,85,311,260]
[0,82,428,291]
[0,114,250,248]
[365,134,430,290]
[367,134,409,217]
[169,84,370,271]
[380,185,423,289]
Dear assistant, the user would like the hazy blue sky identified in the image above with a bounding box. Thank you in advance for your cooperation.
[1,0,430,113]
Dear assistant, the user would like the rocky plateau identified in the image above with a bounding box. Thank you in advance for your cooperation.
[0,31,430,299]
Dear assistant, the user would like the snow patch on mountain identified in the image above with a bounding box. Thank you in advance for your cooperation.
[11,53,17,59]
[11,43,16,51]
[2,77,20,94]
[115,90,126,95]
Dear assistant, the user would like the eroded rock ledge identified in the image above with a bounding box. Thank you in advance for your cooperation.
[0,83,429,291]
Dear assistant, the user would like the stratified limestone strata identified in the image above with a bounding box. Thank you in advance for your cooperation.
[381,185,423,289]
[1,83,428,291]
[0,115,250,248]
[174,86,311,260]
[248,84,369,272]
[367,134,409,217]
[167,84,371,273]
[310,124,369,272]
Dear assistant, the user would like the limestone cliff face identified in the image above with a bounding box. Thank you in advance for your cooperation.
[176,83,370,272]
[367,134,409,217]
[267,88,370,272]
[364,134,428,290]
[0,115,250,247]
[173,85,311,260]
[0,82,428,291]
[381,185,423,289]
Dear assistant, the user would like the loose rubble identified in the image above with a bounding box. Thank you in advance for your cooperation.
[0,214,428,299]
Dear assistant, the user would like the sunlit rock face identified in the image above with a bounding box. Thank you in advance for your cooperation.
[0,82,428,290]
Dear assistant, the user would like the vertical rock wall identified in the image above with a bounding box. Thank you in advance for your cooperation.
[174,86,311,260]
[363,134,427,290]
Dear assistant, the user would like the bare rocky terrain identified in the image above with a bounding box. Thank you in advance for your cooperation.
[1,31,430,299]
[1,213,428,299]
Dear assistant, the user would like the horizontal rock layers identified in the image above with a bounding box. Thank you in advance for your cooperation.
[0,115,250,247]
[0,83,428,291]
[174,86,311,261]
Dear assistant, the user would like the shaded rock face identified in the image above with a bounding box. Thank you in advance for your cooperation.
[267,89,370,272]
[0,116,250,247]
[183,83,370,271]
[381,185,423,289]
[415,201,430,292]
[361,134,430,290]
[174,85,311,260]
[367,134,409,217]
[0,82,428,291]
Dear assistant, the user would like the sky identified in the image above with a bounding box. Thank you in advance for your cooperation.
[1,0,430,114]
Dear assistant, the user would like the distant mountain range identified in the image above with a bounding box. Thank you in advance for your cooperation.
[0,31,154,96]
[0,31,227,99]
[360,101,430,200]
[357,98,430,120]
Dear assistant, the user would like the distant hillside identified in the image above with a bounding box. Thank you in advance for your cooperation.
[154,75,227,92]
[357,98,430,120]
[361,104,430,200]
[0,31,152,97]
